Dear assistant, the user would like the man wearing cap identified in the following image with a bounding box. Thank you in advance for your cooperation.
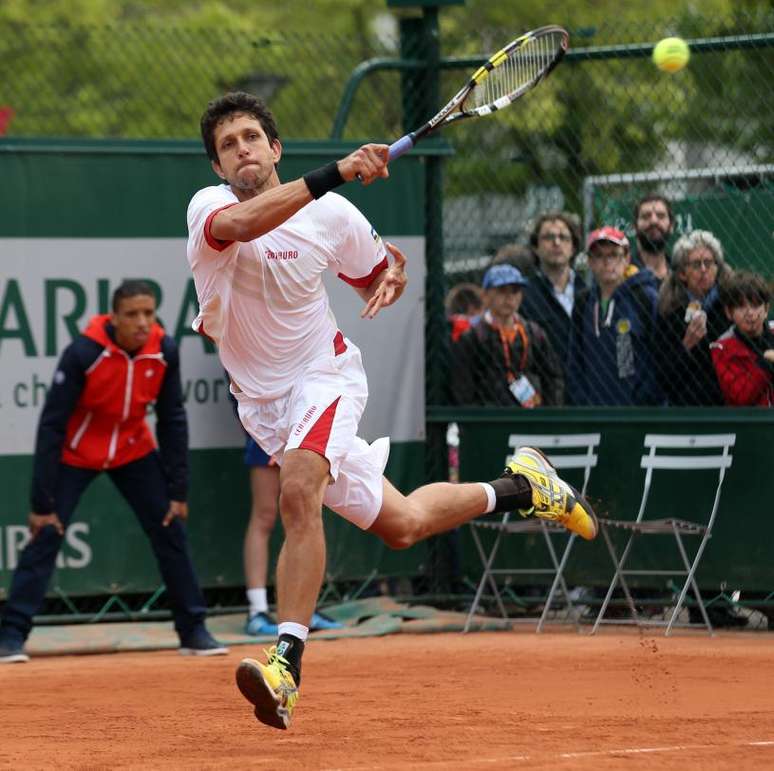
[567,227,664,406]
[451,264,564,407]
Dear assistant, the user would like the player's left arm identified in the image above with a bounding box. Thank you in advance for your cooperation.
[356,241,408,319]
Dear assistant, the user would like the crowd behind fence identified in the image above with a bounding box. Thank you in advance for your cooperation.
[3,16,771,411]
[1,13,774,622]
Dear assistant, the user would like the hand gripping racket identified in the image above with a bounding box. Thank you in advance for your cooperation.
[388,25,569,161]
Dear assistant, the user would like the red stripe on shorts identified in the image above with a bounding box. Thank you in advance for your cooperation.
[333,330,347,356]
[204,203,237,251]
[299,396,341,456]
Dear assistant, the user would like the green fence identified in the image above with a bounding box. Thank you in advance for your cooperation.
[1,7,774,616]
[450,408,774,591]
[0,138,429,617]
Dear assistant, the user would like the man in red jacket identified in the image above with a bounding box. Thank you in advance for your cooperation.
[0,280,226,662]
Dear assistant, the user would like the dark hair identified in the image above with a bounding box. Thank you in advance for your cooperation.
[528,211,581,254]
[200,91,280,163]
[718,270,771,310]
[445,282,484,316]
[634,193,674,226]
[491,242,538,277]
[112,280,156,312]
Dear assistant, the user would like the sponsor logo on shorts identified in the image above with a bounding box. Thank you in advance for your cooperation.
[266,248,299,261]
[294,405,318,435]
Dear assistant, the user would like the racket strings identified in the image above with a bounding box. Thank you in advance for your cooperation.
[470,30,564,109]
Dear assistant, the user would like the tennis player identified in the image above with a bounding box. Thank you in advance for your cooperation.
[187,92,597,730]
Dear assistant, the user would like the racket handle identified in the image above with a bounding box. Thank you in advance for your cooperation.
[388,135,415,161]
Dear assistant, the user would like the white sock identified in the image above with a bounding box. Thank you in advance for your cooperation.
[278,621,309,642]
[246,587,268,616]
[478,482,497,513]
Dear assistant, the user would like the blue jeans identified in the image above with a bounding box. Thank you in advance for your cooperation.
[0,452,207,643]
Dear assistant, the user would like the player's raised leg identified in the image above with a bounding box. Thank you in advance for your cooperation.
[368,446,598,548]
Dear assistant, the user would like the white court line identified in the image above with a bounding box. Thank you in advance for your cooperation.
[325,739,774,771]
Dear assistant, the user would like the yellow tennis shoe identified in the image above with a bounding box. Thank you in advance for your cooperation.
[236,645,299,730]
[506,446,598,540]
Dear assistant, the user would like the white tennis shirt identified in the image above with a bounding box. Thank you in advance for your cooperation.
[186,185,388,400]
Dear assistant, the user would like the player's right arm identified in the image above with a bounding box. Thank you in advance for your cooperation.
[208,144,389,243]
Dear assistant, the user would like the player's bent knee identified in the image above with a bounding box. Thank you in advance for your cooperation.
[374,515,425,550]
[382,532,416,550]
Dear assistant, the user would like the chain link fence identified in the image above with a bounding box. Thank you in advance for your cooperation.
[2,19,772,409]
[3,18,773,406]
[437,17,774,411]
[0,23,404,140]
[2,13,773,614]
[3,17,772,430]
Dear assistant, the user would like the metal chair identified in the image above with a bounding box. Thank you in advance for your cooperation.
[591,433,735,636]
[464,433,601,633]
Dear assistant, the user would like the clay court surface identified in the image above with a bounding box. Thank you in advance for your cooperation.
[2,629,773,770]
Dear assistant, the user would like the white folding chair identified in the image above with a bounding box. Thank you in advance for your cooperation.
[591,433,735,637]
[464,433,600,633]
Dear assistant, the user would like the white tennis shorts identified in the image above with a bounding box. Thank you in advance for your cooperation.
[233,340,390,530]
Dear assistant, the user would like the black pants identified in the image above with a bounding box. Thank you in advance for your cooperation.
[0,452,207,643]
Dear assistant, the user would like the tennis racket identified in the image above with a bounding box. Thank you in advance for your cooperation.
[388,25,569,161]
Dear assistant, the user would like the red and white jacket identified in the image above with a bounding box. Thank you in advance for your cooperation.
[710,322,774,406]
[31,315,188,513]
[62,315,167,467]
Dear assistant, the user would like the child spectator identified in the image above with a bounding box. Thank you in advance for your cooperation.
[567,227,662,406]
[711,271,774,406]
[445,282,484,342]
[451,264,563,407]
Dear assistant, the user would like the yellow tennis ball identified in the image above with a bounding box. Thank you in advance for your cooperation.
[652,37,690,73]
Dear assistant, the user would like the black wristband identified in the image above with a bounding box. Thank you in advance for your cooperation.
[303,161,345,199]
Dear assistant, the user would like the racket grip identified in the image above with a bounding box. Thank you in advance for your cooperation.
[388,135,415,161]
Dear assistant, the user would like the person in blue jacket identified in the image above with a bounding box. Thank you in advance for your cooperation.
[0,280,226,663]
[567,227,664,406]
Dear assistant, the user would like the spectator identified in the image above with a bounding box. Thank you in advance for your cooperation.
[445,281,484,343]
[0,281,226,663]
[490,241,538,278]
[521,211,585,363]
[656,230,732,406]
[633,194,674,286]
[567,227,662,406]
[241,436,343,636]
[711,271,774,406]
[451,263,563,407]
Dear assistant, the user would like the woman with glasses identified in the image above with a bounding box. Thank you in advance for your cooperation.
[656,230,733,405]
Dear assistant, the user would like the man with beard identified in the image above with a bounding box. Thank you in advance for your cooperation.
[633,194,674,286]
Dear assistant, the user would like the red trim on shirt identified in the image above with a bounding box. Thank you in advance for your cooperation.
[198,322,214,344]
[299,397,340,456]
[338,256,388,288]
[204,203,238,251]
[333,330,347,356]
